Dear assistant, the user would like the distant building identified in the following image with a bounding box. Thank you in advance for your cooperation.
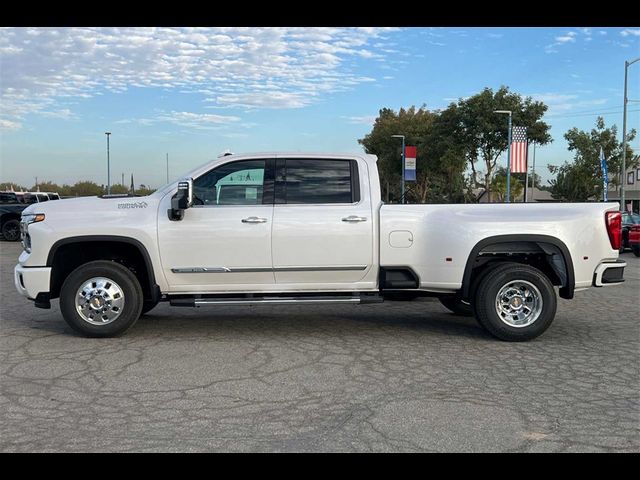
[608,164,640,214]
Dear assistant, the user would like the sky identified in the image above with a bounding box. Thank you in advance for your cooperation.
[1,26,639,190]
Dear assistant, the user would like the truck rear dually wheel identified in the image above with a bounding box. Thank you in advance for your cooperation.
[472,263,557,342]
[59,260,143,337]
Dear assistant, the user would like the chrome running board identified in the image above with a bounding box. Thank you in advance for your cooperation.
[169,294,383,307]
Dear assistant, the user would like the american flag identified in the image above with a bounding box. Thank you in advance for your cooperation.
[510,126,528,173]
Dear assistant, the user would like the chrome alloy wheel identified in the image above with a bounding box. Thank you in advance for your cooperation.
[75,277,125,325]
[495,280,543,328]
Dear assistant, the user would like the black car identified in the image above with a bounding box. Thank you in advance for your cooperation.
[0,193,28,241]
[621,212,640,251]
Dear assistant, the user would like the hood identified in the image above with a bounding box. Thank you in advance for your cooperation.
[22,195,158,216]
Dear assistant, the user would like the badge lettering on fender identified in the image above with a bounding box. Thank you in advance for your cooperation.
[117,201,148,209]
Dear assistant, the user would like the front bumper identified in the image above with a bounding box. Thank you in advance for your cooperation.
[14,263,51,301]
[592,260,626,287]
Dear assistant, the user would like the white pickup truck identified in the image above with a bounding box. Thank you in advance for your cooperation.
[15,152,626,341]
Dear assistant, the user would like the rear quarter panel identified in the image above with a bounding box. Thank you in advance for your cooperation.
[379,202,620,292]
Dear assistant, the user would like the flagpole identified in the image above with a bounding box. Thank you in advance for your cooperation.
[531,143,536,202]
[524,142,529,203]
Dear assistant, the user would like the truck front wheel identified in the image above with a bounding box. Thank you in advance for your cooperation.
[473,263,557,342]
[59,260,143,337]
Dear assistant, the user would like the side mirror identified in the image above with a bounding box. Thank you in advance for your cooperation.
[168,178,193,221]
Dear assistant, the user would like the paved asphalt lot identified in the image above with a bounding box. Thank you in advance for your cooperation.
[1,242,638,452]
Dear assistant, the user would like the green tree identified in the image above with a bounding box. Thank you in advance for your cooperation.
[29,181,62,193]
[135,185,156,196]
[69,181,104,197]
[548,117,637,202]
[358,105,469,203]
[490,167,524,202]
[109,184,130,194]
[422,104,471,203]
[0,182,28,191]
[444,86,552,202]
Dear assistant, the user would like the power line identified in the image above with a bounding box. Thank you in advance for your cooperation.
[547,108,640,119]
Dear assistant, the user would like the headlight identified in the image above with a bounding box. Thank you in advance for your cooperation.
[21,213,45,253]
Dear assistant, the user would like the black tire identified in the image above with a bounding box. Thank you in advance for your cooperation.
[633,245,640,257]
[438,295,473,316]
[2,219,20,242]
[141,299,159,315]
[472,262,557,342]
[621,230,629,252]
[59,260,143,337]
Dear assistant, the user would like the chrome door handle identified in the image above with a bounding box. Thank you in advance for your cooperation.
[342,215,367,223]
[242,216,268,224]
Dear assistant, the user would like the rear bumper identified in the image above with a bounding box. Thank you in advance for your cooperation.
[593,260,626,287]
[14,264,51,303]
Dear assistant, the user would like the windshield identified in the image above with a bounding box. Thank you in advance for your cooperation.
[623,213,640,224]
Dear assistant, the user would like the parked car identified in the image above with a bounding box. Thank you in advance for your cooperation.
[0,192,29,241]
[629,224,640,257]
[15,153,626,341]
[23,192,50,203]
[1,191,60,241]
[621,212,640,252]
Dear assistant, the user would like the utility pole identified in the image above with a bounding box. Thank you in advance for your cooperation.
[105,132,112,195]
[621,57,640,213]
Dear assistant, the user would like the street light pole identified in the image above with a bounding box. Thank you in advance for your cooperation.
[494,110,513,203]
[391,134,405,204]
[621,57,640,213]
[105,132,111,195]
[531,142,537,202]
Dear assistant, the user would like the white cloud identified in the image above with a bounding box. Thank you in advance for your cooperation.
[0,118,22,131]
[343,115,377,125]
[157,111,240,129]
[0,27,397,129]
[555,34,577,43]
[216,92,310,109]
[120,111,241,130]
[621,29,640,37]
[37,108,76,119]
[529,92,608,115]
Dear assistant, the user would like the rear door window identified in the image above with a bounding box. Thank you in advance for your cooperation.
[276,159,358,204]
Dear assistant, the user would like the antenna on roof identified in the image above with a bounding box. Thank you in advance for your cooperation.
[217,149,234,158]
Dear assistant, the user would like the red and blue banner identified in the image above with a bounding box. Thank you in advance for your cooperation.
[404,146,417,182]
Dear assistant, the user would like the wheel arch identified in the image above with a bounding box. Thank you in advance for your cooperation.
[1,211,21,226]
[47,235,159,302]
[461,234,575,300]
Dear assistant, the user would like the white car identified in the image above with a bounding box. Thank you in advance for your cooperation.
[15,152,626,341]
